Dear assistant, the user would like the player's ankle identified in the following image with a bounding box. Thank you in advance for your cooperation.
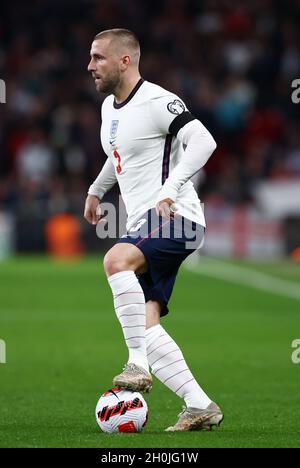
[127,359,149,374]
[184,394,212,410]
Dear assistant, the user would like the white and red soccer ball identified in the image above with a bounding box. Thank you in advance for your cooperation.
[95,388,148,433]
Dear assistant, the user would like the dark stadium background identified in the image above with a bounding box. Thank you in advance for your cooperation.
[0,0,300,449]
[1,0,300,256]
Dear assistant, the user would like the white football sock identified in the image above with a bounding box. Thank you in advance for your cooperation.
[108,271,149,372]
[145,324,211,409]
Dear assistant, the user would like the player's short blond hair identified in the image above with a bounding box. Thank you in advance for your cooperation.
[94,29,140,66]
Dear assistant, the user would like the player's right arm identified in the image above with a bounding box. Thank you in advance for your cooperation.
[84,158,117,225]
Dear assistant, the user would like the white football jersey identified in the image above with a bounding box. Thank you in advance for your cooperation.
[100,79,206,230]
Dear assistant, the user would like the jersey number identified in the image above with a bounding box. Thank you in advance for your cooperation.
[113,149,122,174]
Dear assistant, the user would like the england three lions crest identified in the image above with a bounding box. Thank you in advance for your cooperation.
[110,120,119,144]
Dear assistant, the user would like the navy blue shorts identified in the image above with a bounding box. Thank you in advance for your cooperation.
[117,208,205,317]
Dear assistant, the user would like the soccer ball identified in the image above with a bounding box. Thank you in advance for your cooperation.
[95,388,148,433]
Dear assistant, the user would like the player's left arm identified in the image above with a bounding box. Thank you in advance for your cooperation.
[149,96,217,217]
[157,118,217,216]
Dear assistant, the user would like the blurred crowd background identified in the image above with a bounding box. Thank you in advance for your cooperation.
[0,0,300,258]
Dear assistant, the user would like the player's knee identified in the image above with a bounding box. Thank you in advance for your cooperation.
[103,252,131,277]
[146,301,161,329]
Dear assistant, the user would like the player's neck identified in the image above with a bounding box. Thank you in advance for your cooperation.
[114,74,142,104]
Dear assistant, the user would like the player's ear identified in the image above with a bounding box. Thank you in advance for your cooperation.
[120,55,130,70]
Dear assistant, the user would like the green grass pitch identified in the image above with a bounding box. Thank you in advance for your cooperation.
[0,255,300,448]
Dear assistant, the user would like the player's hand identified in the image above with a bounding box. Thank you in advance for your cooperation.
[84,194,103,225]
[155,198,177,219]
